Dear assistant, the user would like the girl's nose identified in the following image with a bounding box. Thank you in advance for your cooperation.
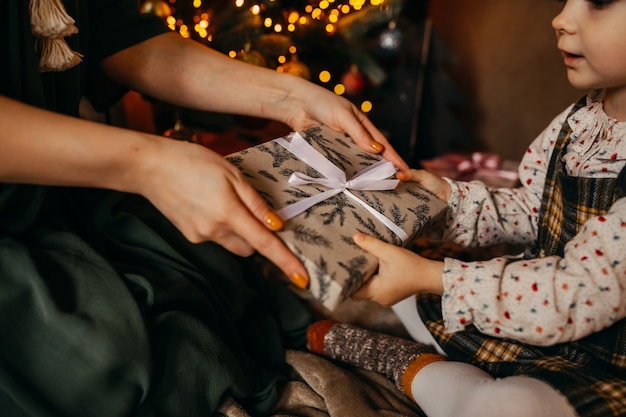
[552,1,575,35]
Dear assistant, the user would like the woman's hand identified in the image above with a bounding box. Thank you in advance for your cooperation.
[277,81,409,170]
[351,232,444,307]
[397,169,452,202]
[134,136,309,289]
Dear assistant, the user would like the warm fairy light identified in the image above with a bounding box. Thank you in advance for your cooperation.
[328,14,338,23]
[179,25,190,38]
[319,0,329,9]
[319,70,331,83]
[194,24,208,37]
[264,17,272,27]
[278,55,287,64]
[235,0,244,7]
[228,50,237,58]
[305,5,313,13]
[251,5,261,15]
[325,23,334,33]
[166,15,176,30]
[299,16,308,24]
[340,4,350,13]
[287,23,296,32]
[360,100,373,113]
[193,0,201,7]
[370,0,383,5]
[311,8,322,19]
[288,11,299,23]
[334,84,346,95]
[274,23,283,32]
[289,45,297,54]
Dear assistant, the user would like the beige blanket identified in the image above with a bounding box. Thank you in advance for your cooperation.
[216,299,427,417]
[217,349,426,417]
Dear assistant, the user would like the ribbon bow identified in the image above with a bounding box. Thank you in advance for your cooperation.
[274,133,408,242]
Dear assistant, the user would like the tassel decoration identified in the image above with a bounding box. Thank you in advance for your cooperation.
[29,0,82,72]
[37,38,83,72]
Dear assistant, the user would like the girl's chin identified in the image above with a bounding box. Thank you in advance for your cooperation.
[566,73,598,91]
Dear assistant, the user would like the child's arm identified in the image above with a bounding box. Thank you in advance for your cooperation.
[434,111,569,248]
[354,197,626,346]
[439,196,626,346]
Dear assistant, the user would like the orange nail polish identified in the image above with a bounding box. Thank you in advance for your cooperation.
[264,212,283,231]
[290,272,309,289]
[370,141,383,153]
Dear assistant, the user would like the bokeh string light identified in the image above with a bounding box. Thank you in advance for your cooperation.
[143,0,407,114]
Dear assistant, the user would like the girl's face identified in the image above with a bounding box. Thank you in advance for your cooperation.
[552,0,626,91]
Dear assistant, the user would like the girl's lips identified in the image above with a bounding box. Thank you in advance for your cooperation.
[562,51,583,67]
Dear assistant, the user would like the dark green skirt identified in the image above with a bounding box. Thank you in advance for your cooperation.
[0,185,311,417]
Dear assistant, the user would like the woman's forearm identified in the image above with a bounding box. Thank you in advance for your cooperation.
[0,95,156,194]
[99,32,309,123]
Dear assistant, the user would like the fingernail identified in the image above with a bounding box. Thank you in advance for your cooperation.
[264,212,283,231]
[353,232,365,243]
[370,140,383,153]
[290,272,309,289]
[396,171,409,181]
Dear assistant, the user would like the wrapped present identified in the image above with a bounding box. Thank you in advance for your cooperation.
[421,152,520,188]
[227,125,447,312]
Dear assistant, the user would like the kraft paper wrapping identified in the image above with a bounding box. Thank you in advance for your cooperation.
[227,125,446,312]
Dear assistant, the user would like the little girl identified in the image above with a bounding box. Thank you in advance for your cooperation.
[307,1,626,416]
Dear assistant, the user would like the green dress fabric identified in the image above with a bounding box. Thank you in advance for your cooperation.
[0,1,312,416]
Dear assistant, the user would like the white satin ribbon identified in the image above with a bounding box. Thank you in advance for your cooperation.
[274,133,408,242]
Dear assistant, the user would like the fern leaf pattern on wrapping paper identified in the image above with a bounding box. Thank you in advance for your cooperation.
[409,204,432,231]
[259,142,295,168]
[315,256,334,303]
[282,186,356,221]
[304,127,353,171]
[355,191,386,214]
[318,193,356,225]
[338,255,369,299]
[390,203,409,228]
[293,225,332,248]
[279,164,322,180]
[352,210,394,243]
[407,188,433,203]
[225,155,244,166]
[258,170,279,182]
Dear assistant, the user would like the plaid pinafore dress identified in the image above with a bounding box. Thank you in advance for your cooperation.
[417,96,626,417]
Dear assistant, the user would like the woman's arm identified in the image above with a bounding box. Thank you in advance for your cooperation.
[99,32,408,169]
[0,95,309,286]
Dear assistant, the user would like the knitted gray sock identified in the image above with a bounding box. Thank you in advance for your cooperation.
[307,320,445,398]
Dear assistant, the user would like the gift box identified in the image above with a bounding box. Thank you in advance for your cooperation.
[420,152,520,189]
[227,125,447,312]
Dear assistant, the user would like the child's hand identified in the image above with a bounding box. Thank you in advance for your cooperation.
[351,232,444,307]
[396,169,452,203]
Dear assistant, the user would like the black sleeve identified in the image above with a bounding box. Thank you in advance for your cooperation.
[87,0,170,61]
[83,0,171,111]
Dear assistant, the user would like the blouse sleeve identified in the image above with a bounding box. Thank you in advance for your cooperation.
[441,197,626,346]
[441,105,573,248]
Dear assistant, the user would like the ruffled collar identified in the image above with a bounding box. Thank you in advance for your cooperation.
[564,90,626,176]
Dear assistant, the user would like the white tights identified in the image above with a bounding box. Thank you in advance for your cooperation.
[392,298,578,417]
